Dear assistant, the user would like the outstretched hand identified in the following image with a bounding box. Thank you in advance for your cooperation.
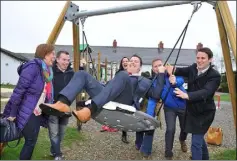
[174,88,189,100]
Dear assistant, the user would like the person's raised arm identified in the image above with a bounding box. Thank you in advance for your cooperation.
[166,64,192,78]
[174,73,221,102]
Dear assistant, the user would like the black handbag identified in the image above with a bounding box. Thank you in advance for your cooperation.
[0,116,22,148]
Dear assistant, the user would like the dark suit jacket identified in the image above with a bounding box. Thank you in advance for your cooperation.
[175,63,221,134]
[133,73,165,110]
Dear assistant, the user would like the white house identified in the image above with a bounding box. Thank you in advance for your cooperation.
[1,48,28,85]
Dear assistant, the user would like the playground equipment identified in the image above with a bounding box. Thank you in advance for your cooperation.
[46,1,236,130]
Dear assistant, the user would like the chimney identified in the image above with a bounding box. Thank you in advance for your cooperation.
[196,42,203,51]
[158,41,164,53]
[159,41,164,49]
[113,39,117,53]
[113,39,117,48]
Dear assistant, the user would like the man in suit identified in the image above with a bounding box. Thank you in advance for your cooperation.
[166,47,221,160]
[40,54,166,124]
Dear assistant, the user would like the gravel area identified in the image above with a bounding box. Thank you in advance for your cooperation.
[210,102,236,148]
[63,102,236,160]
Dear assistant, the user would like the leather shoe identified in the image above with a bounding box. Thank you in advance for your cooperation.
[72,108,91,123]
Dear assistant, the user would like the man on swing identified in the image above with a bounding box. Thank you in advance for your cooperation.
[40,54,166,123]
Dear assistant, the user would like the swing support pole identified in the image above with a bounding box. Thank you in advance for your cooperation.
[215,2,236,129]
[73,1,192,19]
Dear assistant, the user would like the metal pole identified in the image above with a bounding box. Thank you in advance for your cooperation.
[73,1,192,18]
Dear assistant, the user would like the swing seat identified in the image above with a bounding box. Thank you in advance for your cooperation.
[40,101,160,132]
[93,101,160,132]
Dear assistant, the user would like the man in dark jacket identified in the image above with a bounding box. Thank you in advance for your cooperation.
[49,50,74,160]
[167,47,221,160]
[41,54,166,124]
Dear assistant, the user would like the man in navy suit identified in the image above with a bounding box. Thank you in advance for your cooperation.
[40,54,166,123]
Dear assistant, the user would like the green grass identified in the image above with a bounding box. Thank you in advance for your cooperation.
[1,127,84,160]
[220,94,231,102]
[214,94,230,102]
[211,149,236,160]
[1,83,15,89]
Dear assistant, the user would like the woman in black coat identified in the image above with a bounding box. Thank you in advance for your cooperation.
[167,47,221,160]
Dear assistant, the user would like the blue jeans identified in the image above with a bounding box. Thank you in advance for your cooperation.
[191,134,209,160]
[20,114,41,160]
[135,98,157,156]
[135,130,155,156]
[164,107,187,157]
[48,115,69,157]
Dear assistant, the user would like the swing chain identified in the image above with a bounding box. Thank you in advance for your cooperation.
[80,16,87,30]
[150,1,202,117]
[79,16,98,80]
[190,1,202,19]
[79,10,88,29]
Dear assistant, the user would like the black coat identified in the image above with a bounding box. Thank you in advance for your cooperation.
[52,62,74,102]
[175,63,221,134]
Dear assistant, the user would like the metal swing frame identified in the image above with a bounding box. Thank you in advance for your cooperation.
[46,1,236,129]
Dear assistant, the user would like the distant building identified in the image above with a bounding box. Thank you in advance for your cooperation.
[1,40,199,84]
[53,40,198,80]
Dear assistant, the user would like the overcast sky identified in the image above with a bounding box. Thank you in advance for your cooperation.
[1,1,236,54]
